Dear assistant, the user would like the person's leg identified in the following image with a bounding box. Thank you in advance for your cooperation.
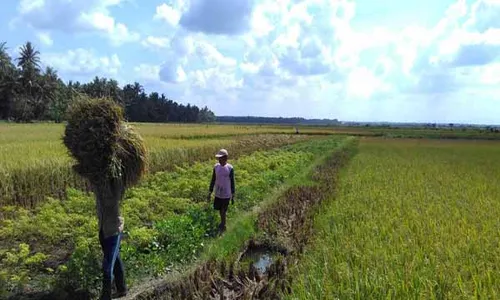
[220,207,227,231]
[100,233,121,300]
[219,199,229,233]
[112,245,127,296]
[99,230,113,300]
[213,197,220,210]
[214,197,222,229]
[99,229,105,251]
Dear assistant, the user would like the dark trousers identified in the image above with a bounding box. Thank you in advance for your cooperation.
[214,197,230,231]
[99,230,126,300]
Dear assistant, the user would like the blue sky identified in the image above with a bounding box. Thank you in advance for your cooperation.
[1,0,500,124]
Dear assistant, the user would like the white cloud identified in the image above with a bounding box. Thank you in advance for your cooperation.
[36,32,53,46]
[397,0,500,97]
[170,33,196,56]
[345,66,391,99]
[240,62,259,74]
[194,40,237,67]
[79,11,140,45]
[190,0,498,121]
[179,0,255,35]
[16,0,139,46]
[476,62,500,85]
[154,3,181,26]
[190,67,243,90]
[141,36,170,49]
[465,0,500,32]
[159,57,187,83]
[42,48,121,77]
[9,0,500,123]
[134,64,161,81]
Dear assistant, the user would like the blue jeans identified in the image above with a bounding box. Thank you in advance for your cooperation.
[99,230,126,299]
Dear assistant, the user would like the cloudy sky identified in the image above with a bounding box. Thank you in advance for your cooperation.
[1,0,499,123]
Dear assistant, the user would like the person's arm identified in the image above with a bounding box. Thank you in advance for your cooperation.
[208,167,216,200]
[230,168,235,203]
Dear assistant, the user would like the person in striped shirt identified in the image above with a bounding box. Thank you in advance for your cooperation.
[207,149,235,234]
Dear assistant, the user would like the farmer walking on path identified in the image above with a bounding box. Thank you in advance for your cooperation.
[208,149,235,234]
[63,98,146,300]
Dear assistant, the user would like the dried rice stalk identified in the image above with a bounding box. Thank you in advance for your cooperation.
[63,97,147,189]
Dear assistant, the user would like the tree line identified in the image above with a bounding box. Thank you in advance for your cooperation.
[0,41,216,123]
[216,116,341,125]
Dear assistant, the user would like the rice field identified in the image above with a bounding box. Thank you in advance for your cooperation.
[0,123,298,170]
[287,138,500,299]
[1,123,496,175]
[0,123,318,207]
[0,135,349,298]
[3,120,500,299]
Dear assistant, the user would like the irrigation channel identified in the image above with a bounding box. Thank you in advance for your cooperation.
[122,137,358,300]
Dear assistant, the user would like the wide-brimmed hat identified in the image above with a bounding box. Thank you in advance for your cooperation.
[215,149,228,158]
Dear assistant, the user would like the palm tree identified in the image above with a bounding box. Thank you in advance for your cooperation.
[132,82,143,95]
[16,41,40,71]
[0,42,18,119]
[16,41,41,93]
[44,66,57,80]
[40,66,58,101]
[34,66,60,119]
[0,42,14,74]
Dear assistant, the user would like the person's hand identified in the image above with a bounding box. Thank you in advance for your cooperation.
[207,193,212,202]
[118,216,124,233]
[231,195,235,205]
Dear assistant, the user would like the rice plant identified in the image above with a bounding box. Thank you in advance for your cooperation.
[0,124,313,207]
[287,138,500,299]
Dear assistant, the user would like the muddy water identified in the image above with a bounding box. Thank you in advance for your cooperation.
[240,249,275,274]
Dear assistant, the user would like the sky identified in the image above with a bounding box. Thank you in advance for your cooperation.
[1,0,500,124]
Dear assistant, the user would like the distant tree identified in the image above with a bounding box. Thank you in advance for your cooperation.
[199,106,216,122]
[0,42,13,73]
[47,73,74,123]
[33,66,60,119]
[215,116,340,125]
[0,40,217,123]
[0,68,17,119]
[0,42,17,118]
[16,42,41,92]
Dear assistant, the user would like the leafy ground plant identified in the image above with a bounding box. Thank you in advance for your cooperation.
[0,137,344,298]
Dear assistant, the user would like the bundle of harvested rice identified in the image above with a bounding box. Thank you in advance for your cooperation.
[115,123,148,187]
[63,97,147,188]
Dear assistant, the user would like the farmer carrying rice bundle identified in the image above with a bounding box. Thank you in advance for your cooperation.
[207,149,235,234]
[63,97,147,300]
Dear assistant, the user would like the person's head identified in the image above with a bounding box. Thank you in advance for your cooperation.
[215,149,228,165]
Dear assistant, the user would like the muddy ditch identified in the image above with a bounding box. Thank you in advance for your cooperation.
[126,140,358,300]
